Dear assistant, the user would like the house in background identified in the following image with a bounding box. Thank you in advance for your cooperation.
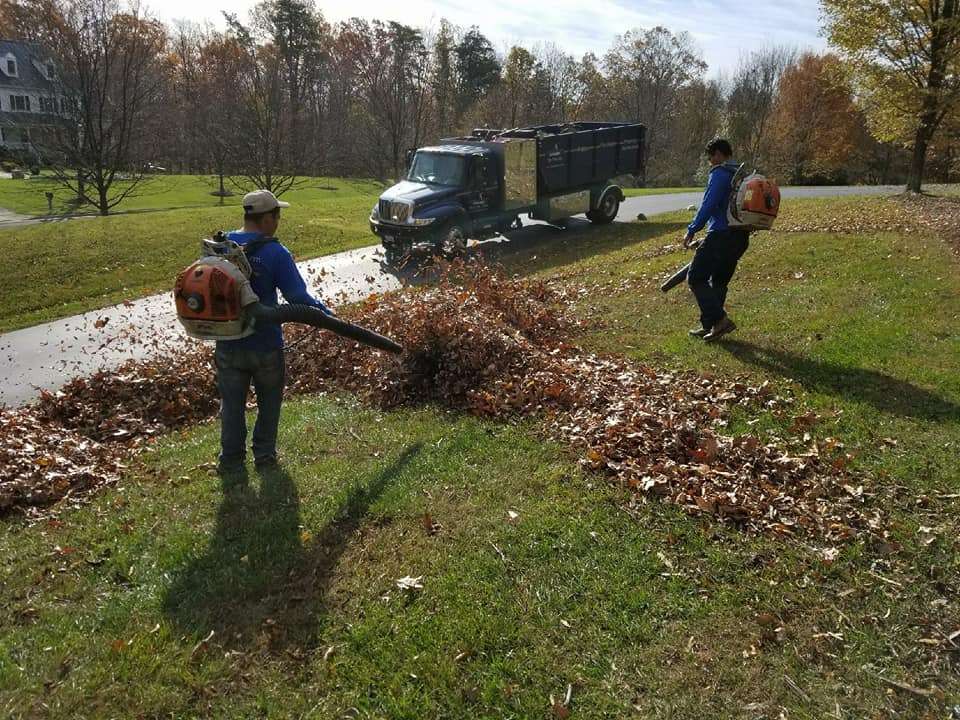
[0,38,65,159]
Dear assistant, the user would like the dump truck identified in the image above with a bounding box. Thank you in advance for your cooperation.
[369,122,646,263]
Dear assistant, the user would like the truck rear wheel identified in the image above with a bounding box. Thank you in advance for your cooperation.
[438,223,467,258]
[588,191,620,225]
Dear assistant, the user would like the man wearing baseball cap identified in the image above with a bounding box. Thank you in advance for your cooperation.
[215,189,331,474]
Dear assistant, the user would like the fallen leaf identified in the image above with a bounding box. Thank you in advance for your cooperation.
[395,575,423,591]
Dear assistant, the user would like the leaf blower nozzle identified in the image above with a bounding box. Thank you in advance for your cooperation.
[249,303,403,354]
[660,263,690,293]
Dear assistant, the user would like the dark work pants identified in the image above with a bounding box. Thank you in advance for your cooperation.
[215,347,286,466]
[687,228,750,330]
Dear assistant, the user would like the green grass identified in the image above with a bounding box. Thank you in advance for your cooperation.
[0,175,696,216]
[622,186,700,197]
[1,196,959,717]
[0,177,383,332]
[0,174,356,216]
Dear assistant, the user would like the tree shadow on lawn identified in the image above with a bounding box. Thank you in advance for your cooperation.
[162,443,423,656]
[719,339,960,422]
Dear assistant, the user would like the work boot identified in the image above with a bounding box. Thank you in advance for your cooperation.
[217,456,245,476]
[688,326,710,338]
[254,455,280,471]
[704,316,737,343]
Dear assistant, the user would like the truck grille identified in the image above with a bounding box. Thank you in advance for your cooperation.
[379,199,411,224]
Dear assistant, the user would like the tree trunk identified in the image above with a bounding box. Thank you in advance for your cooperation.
[98,184,109,215]
[908,123,933,193]
[908,0,957,192]
[880,145,892,185]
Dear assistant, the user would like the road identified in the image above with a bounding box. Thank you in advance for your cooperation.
[0,185,902,408]
[0,206,34,228]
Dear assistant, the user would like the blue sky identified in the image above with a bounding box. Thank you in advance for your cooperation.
[157,0,827,75]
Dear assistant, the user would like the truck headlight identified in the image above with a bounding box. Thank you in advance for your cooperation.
[370,203,380,221]
[408,216,435,226]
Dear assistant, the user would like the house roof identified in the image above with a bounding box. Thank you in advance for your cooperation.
[0,39,58,91]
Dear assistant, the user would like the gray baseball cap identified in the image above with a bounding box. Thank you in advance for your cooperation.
[242,189,290,213]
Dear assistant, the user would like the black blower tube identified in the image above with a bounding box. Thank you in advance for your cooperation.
[250,303,403,354]
[660,263,690,293]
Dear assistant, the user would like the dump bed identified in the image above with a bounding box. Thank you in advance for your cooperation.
[498,122,645,195]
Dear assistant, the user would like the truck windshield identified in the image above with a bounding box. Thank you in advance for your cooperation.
[408,152,466,186]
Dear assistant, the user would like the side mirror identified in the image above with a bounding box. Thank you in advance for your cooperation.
[404,149,415,169]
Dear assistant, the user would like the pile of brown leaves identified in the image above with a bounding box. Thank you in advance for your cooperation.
[1,354,214,517]
[1,263,879,540]
[0,407,124,514]
[284,264,877,541]
[35,355,216,443]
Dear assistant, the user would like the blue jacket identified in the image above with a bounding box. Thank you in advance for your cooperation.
[688,161,740,235]
[216,230,330,352]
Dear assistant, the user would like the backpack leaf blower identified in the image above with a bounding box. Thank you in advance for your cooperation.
[174,233,402,354]
[660,166,780,293]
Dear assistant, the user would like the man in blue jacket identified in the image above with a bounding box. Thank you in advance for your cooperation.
[216,189,331,473]
[683,138,749,342]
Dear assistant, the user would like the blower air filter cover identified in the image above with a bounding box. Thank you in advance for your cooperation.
[174,256,260,341]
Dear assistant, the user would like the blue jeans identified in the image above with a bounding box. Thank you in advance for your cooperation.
[687,228,750,329]
[215,347,286,466]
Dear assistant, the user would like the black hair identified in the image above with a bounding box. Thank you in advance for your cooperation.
[705,137,733,157]
[243,207,281,223]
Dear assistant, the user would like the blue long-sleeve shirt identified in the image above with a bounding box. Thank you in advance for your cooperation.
[216,230,329,352]
[688,161,740,236]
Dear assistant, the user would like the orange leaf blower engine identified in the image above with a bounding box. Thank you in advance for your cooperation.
[727,165,780,230]
[174,233,402,354]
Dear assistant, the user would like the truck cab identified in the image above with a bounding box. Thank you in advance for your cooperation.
[370,145,508,263]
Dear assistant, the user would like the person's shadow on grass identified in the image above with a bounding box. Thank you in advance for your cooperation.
[162,443,423,656]
[718,339,960,422]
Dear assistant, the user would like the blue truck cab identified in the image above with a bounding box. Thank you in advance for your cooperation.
[369,122,646,263]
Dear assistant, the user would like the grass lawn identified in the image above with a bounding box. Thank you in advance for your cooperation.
[2,197,959,717]
[622,186,700,197]
[0,177,383,332]
[0,174,697,216]
[0,174,337,216]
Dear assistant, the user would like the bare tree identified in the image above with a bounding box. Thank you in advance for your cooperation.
[604,27,707,184]
[429,20,458,138]
[223,11,300,196]
[352,20,429,180]
[725,45,797,169]
[669,79,725,184]
[168,26,250,195]
[19,0,167,215]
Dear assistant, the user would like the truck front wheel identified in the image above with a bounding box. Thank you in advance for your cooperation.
[588,191,620,225]
[438,223,467,258]
[384,244,406,265]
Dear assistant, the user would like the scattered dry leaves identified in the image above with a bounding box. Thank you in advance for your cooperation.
[1,263,883,541]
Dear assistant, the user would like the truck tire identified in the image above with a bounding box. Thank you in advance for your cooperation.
[438,222,467,258]
[588,190,620,225]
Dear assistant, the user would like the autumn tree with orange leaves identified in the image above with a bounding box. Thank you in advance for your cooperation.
[766,53,861,184]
